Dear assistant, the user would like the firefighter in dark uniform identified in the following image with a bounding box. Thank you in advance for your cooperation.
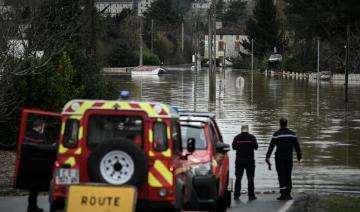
[25,119,46,212]
[266,118,302,200]
[232,125,258,201]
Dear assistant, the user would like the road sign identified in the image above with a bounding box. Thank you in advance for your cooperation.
[66,185,137,212]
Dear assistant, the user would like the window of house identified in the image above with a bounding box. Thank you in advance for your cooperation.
[219,41,224,51]
[220,35,223,40]
[235,41,240,51]
[236,35,240,40]
[153,122,168,151]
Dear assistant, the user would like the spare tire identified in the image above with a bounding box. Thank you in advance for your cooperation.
[88,138,147,187]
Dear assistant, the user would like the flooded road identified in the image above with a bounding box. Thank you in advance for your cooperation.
[113,68,360,193]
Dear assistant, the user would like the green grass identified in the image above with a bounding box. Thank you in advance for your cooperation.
[301,194,360,212]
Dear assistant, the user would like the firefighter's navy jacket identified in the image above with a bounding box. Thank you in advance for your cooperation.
[232,132,258,160]
[266,127,302,160]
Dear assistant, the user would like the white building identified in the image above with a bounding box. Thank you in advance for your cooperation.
[191,0,255,10]
[191,0,211,9]
[137,0,154,16]
[96,0,133,16]
[204,33,249,61]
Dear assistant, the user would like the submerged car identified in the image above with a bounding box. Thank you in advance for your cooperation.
[180,111,231,212]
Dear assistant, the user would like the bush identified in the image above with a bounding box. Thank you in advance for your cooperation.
[232,56,251,69]
[108,40,137,67]
[134,49,160,66]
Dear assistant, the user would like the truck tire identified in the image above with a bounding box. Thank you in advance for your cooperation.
[225,188,231,207]
[88,138,147,186]
[217,194,227,212]
[49,200,64,212]
[225,174,232,207]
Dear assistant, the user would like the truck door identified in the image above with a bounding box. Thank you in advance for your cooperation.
[13,109,61,191]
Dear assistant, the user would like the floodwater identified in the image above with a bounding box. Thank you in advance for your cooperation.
[112,68,360,194]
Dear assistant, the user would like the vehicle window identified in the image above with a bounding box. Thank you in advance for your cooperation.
[87,115,143,149]
[181,126,207,150]
[208,124,217,154]
[212,120,224,143]
[63,119,79,148]
[25,114,61,145]
[171,120,181,153]
[153,122,168,152]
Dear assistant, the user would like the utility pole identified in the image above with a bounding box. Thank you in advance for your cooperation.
[251,39,254,103]
[213,0,217,72]
[194,19,199,72]
[208,12,212,77]
[208,0,216,102]
[317,38,320,116]
[139,17,143,66]
[345,24,350,103]
[181,22,184,53]
[223,43,226,70]
[89,0,96,65]
[151,19,154,53]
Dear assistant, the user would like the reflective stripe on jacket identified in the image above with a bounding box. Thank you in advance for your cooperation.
[266,128,302,160]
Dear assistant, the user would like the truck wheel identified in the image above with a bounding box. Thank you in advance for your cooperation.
[225,188,231,207]
[217,195,227,212]
[225,174,232,207]
[88,139,147,186]
[49,200,64,212]
[166,206,181,212]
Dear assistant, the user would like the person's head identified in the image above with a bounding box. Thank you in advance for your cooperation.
[279,118,288,128]
[33,119,45,133]
[241,124,249,132]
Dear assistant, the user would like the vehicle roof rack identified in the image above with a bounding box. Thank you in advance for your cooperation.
[179,110,216,119]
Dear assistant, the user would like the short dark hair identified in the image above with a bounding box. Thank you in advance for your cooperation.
[33,119,45,128]
[280,118,287,128]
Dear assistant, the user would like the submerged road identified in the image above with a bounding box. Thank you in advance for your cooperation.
[0,194,294,212]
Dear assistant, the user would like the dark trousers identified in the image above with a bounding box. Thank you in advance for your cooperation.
[28,190,39,208]
[275,158,293,195]
[234,159,255,197]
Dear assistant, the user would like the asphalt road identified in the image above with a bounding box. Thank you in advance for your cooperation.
[0,194,294,212]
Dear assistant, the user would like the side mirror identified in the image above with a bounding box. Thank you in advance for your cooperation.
[187,138,196,153]
[216,143,230,153]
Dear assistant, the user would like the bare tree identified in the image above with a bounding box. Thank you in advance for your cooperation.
[0,0,93,149]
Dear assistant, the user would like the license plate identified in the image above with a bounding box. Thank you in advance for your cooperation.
[55,169,79,185]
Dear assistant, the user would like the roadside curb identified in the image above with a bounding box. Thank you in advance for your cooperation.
[277,200,294,212]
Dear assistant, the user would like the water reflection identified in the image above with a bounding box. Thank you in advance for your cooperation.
[110,68,360,193]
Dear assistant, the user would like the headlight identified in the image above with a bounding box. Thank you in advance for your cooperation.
[190,162,212,176]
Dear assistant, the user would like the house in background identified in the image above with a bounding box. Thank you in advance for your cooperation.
[204,29,249,65]
[95,0,134,16]
[137,0,154,16]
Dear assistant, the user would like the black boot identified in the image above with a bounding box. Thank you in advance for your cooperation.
[277,194,292,200]
[248,195,257,201]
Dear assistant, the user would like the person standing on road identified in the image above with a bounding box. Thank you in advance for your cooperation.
[232,124,258,201]
[266,118,302,200]
[25,119,46,212]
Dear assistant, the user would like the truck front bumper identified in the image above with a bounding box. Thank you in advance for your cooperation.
[192,174,217,208]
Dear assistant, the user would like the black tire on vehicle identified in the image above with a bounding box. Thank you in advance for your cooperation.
[225,174,232,207]
[49,200,64,212]
[217,194,227,212]
[225,188,232,207]
[88,138,147,187]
